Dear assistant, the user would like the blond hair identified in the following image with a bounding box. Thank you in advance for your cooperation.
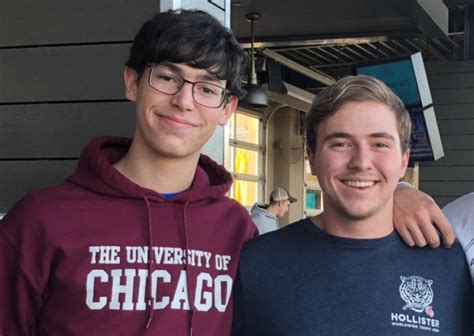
[305,75,412,153]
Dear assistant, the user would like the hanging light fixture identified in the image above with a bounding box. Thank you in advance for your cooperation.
[241,12,268,108]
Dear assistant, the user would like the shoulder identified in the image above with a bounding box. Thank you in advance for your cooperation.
[443,193,474,240]
[397,237,469,272]
[250,210,270,222]
[443,193,474,217]
[0,182,83,236]
[4,183,69,215]
[443,192,474,210]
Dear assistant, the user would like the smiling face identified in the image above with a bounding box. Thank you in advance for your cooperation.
[308,100,410,222]
[124,63,237,161]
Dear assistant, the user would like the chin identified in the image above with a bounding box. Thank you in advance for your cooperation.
[337,204,377,221]
[151,140,196,158]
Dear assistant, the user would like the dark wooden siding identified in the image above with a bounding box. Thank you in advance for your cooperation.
[422,61,474,207]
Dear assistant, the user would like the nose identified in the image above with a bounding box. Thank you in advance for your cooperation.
[170,81,195,111]
[348,145,373,171]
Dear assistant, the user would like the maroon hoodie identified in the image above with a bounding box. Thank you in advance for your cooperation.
[0,136,257,335]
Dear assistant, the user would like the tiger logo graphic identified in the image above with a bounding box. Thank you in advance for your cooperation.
[399,275,433,314]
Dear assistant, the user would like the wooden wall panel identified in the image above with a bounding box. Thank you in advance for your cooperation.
[420,181,474,198]
[433,104,474,120]
[0,102,134,158]
[437,119,474,135]
[431,88,474,104]
[433,196,459,207]
[428,72,474,90]
[421,166,474,181]
[440,135,474,150]
[0,0,158,46]
[0,161,77,212]
[421,150,474,166]
[0,44,129,102]
[426,60,474,74]
[420,62,474,207]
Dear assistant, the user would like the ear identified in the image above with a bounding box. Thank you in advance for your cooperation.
[124,67,139,102]
[399,149,410,178]
[306,146,318,176]
[217,95,238,126]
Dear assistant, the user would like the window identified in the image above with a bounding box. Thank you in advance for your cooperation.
[304,157,323,216]
[225,111,263,208]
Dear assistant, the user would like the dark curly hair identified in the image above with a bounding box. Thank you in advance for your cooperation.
[126,9,247,98]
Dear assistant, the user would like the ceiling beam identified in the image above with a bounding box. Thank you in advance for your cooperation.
[262,48,336,86]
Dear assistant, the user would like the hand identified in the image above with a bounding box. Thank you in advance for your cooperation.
[393,182,455,248]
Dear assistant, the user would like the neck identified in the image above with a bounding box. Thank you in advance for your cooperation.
[114,140,200,194]
[266,203,280,217]
[313,203,394,239]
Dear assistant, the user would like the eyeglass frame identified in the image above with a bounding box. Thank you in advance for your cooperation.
[146,64,233,108]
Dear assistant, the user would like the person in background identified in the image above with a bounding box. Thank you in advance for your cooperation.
[232,76,473,335]
[250,187,297,235]
[443,192,474,282]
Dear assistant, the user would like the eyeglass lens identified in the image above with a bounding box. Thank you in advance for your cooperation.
[149,65,227,108]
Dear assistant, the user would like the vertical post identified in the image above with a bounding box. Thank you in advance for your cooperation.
[159,0,231,27]
[464,5,474,60]
[402,162,419,190]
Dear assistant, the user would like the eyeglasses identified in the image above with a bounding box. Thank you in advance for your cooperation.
[147,64,232,108]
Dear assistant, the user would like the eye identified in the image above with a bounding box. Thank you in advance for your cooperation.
[157,75,173,82]
[329,142,350,149]
[151,67,180,84]
[195,83,221,96]
[372,142,390,149]
[155,73,179,84]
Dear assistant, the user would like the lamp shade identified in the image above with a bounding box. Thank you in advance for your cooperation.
[242,83,268,107]
[241,12,268,108]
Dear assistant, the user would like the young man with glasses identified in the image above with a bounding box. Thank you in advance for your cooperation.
[0,10,256,335]
[0,9,459,336]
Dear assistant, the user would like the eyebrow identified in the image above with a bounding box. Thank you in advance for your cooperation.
[323,132,352,142]
[161,62,222,83]
[323,131,396,142]
[369,132,396,142]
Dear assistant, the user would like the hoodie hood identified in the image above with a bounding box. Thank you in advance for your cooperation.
[250,203,278,235]
[67,136,233,202]
[250,203,275,220]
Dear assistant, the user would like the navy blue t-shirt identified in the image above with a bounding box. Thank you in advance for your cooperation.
[232,218,473,335]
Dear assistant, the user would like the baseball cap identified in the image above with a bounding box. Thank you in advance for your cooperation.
[269,187,297,203]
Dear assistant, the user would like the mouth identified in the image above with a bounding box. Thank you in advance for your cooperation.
[341,180,377,189]
[156,113,199,128]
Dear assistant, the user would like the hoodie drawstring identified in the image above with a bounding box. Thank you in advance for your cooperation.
[143,195,154,329]
[142,197,194,334]
[182,201,194,336]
